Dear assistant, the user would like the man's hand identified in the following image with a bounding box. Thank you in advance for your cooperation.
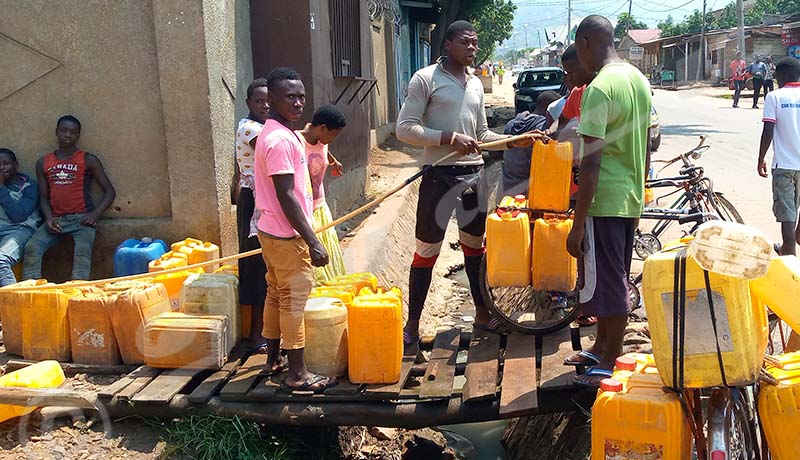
[566,224,585,259]
[81,212,99,227]
[452,133,481,155]
[330,159,344,177]
[758,159,768,178]
[45,219,62,234]
[308,239,330,267]
[508,134,535,148]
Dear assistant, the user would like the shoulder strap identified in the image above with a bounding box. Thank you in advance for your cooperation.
[703,270,729,387]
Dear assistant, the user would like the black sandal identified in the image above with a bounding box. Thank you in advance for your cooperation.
[283,373,338,392]
[258,354,288,377]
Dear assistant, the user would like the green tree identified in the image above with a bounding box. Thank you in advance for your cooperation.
[657,15,681,38]
[615,13,649,39]
[471,0,517,65]
[716,3,738,29]
[429,0,516,62]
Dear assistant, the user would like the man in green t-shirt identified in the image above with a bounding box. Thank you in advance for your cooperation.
[563,15,652,387]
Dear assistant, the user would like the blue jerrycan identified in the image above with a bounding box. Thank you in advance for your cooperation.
[113,237,168,276]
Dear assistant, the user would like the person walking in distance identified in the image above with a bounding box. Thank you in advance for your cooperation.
[764,56,776,96]
[396,20,533,350]
[730,51,747,108]
[253,67,336,391]
[564,15,652,387]
[758,57,800,256]
[751,56,768,109]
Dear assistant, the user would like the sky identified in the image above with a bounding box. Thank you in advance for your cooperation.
[501,0,718,51]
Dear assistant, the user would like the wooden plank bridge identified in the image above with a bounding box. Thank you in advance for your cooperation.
[0,326,598,428]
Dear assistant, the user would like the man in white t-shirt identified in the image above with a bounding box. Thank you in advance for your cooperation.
[758,57,800,255]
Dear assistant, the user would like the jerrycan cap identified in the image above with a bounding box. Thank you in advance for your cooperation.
[141,237,153,244]
[204,242,212,248]
[514,194,526,204]
[600,378,623,393]
[615,356,637,371]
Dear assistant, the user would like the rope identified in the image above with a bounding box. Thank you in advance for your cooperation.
[1,133,541,292]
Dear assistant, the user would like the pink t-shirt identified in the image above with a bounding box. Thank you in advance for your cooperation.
[297,131,329,210]
[254,119,313,238]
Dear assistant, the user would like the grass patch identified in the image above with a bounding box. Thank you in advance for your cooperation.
[162,415,294,460]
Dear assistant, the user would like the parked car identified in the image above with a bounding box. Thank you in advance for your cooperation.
[511,64,524,76]
[513,67,564,114]
[650,106,661,151]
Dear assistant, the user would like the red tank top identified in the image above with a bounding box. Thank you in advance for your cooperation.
[43,150,94,217]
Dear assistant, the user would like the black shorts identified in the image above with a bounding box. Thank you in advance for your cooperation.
[414,165,488,261]
[578,216,636,318]
[237,187,267,307]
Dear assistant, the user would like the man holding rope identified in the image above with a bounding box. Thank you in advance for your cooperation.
[397,20,533,348]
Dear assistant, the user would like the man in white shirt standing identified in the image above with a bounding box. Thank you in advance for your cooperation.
[758,57,800,255]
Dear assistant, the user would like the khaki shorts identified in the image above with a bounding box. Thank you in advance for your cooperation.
[772,168,800,222]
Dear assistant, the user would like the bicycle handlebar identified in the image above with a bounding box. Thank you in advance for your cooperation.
[653,136,709,170]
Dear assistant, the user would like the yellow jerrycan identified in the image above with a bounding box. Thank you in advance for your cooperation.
[148,250,188,272]
[643,246,765,388]
[592,377,691,460]
[751,255,800,333]
[172,238,221,273]
[486,195,531,287]
[759,359,800,460]
[180,273,239,353]
[22,287,82,362]
[310,286,355,309]
[0,360,65,424]
[348,287,403,384]
[68,291,122,365]
[304,297,349,377]
[143,312,229,369]
[528,140,572,212]
[689,220,772,279]
[331,273,379,295]
[0,279,51,356]
[109,284,172,364]
[532,216,577,292]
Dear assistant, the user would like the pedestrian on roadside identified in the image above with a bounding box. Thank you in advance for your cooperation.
[764,56,776,95]
[757,57,800,255]
[564,15,651,388]
[232,78,270,354]
[396,20,533,350]
[253,67,336,391]
[498,65,505,85]
[751,56,768,109]
[730,51,747,108]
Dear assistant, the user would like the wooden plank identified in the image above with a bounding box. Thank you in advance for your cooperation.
[463,328,501,402]
[5,359,137,376]
[418,329,461,399]
[97,365,147,399]
[0,387,97,409]
[363,355,415,399]
[247,375,282,400]
[499,333,538,416]
[219,354,268,400]
[325,379,363,396]
[114,367,161,401]
[187,358,243,403]
[539,325,595,391]
[131,368,203,403]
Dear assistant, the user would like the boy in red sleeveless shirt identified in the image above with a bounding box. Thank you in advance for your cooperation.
[22,115,116,280]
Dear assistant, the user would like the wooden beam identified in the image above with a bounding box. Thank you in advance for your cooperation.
[0,387,97,409]
[187,359,243,404]
[419,329,461,399]
[115,367,161,401]
[463,329,501,402]
[5,359,137,376]
[499,333,538,416]
[363,355,415,399]
[132,368,203,403]
[219,354,267,400]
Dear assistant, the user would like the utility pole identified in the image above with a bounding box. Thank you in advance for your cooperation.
[538,29,543,49]
[696,0,707,81]
[524,23,530,48]
[626,0,633,35]
[567,0,572,45]
[736,0,746,61]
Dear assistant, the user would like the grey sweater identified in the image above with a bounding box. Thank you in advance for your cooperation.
[396,62,508,166]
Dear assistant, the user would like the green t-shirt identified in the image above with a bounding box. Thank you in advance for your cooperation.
[578,62,652,218]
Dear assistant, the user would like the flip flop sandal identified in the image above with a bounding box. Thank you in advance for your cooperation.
[576,315,598,327]
[563,350,602,367]
[573,366,613,388]
[249,342,270,355]
[473,317,512,334]
[258,354,288,377]
[283,373,338,392]
[403,331,420,354]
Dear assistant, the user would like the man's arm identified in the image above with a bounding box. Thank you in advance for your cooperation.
[0,178,38,223]
[272,174,329,267]
[36,158,60,233]
[567,136,603,258]
[83,153,116,227]
[758,122,774,178]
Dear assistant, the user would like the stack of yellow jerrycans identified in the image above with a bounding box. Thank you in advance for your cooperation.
[486,140,576,292]
[593,221,776,460]
[306,273,403,385]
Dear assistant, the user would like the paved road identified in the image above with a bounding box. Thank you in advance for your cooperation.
[652,88,778,243]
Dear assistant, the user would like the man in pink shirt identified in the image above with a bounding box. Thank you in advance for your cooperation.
[730,51,747,108]
[253,67,336,392]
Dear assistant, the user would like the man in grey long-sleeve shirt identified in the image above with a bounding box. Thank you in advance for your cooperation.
[396,21,532,348]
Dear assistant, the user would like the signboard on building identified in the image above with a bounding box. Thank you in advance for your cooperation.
[630,46,644,61]
[782,22,800,46]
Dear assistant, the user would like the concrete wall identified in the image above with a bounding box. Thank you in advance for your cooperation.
[0,0,252,280]
[250,0,371,218]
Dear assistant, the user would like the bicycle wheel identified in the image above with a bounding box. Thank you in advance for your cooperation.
[479,255,581,335]
[709,192,745,224]
[707,387,759,460]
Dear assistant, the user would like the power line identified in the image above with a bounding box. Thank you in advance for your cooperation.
[632,0,697,13]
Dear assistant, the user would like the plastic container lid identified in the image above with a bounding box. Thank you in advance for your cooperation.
[600,378,623,393]
[615,356,637,371]
[514,194,526,203]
